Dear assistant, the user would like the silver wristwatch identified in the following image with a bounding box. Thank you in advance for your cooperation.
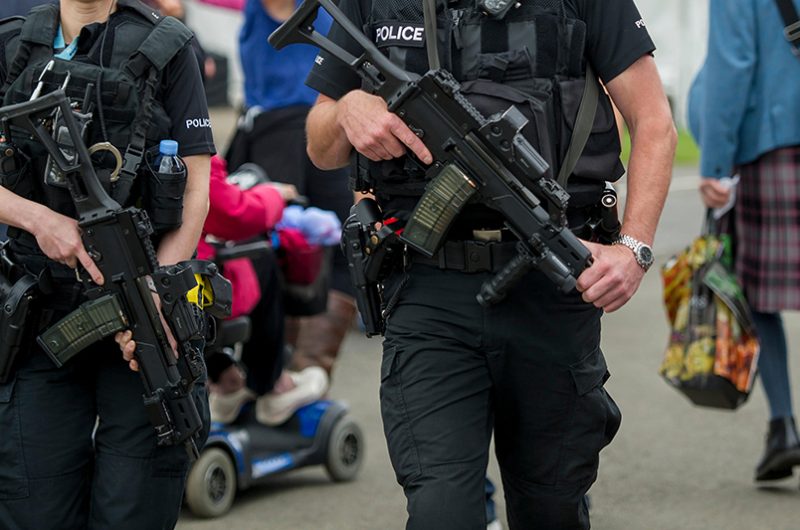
[613,234,655,272]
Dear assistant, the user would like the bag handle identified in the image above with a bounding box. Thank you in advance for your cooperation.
[774,0,800,58]
[703,208,735,238]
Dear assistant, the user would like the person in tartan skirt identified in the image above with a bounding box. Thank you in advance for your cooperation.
[689,0,800,483]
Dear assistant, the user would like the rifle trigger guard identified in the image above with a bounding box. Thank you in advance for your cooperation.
[89,142,123,182]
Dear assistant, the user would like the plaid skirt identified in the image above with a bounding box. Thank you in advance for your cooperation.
[736,146,800,312]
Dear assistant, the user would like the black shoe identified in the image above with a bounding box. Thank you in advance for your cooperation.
[755,417,800,481]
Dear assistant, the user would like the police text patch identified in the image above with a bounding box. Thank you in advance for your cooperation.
[373,22,425,48]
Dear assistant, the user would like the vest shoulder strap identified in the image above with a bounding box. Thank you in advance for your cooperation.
[0,16,24,76]
[0,16,25,33]
[123,16,193,77]
[3,4,59,95]
[117,0,164,25]
[17,4,59,46]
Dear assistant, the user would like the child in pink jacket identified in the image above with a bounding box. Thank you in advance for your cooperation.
[200,156,328,425]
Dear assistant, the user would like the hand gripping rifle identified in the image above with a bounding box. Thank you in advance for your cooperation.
[0,89,232,459]
[269,0,593,304]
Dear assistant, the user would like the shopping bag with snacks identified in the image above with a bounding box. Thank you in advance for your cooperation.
[659,212,759,409]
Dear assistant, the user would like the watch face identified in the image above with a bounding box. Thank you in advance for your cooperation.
[638,245,654,265]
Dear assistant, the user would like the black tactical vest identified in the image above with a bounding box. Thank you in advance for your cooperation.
[359,0,624,212]
[0,1,193,239]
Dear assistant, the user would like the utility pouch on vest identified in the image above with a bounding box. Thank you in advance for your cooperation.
[0,244,38,383]
[142,146,187,233]
[558,77,624,191]
[44,107,93,189]
[0,138,32,200]
[460,78,558,183]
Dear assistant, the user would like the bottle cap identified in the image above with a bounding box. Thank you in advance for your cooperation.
[159,139,179,156]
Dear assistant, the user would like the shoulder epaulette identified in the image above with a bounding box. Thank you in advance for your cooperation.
[116,0,165,26]
[0,16,25,35]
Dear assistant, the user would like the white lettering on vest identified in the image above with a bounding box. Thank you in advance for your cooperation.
[374,23,425,47]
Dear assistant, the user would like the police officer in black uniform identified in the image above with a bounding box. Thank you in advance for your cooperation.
[0,0,214,528]
[306,0,676,528]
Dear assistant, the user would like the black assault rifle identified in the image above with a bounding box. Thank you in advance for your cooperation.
[0,89,231,459]
[269,0,593,303]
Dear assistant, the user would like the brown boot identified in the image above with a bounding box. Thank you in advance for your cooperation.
[288,290,357,377]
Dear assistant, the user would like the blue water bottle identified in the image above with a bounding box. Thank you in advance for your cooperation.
[148,139,187,231]
[153,139,184,175]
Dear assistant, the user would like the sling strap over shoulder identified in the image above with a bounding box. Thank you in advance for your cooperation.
[3,4,60,93]
[114,16,193,203]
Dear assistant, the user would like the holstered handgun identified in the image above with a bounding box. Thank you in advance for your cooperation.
[341,199,401,337]
[0,242,38,384]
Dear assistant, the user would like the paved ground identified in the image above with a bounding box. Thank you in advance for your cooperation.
[177,115,800,530]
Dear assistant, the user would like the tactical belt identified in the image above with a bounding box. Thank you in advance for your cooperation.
[409,240,518,273]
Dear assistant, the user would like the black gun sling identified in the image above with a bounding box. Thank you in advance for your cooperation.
[775,0,800,58]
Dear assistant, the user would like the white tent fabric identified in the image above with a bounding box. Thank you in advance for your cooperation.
[636,0,709,128]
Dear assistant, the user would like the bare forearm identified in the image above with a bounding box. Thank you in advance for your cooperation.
[0,186,48,233]
[621,116,676,245]
[306,94,355,170]
[605,55,676,246]
[156,155,210,265]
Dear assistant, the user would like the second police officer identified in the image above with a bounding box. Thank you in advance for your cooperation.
[0,0,214,527]
[305,0,676,528]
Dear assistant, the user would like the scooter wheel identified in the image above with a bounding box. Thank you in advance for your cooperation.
[185,447,237,518]
[325,416,365,482]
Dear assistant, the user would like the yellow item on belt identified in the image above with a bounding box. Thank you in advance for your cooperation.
[186,273,215,309]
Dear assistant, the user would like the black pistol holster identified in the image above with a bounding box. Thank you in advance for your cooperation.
[0,241,38,383]
[341,198,403,337]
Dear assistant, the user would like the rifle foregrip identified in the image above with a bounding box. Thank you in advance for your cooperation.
[477,251,535,306]
[477,244,578,306]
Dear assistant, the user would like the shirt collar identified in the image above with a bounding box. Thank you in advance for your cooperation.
[53,25,79,60]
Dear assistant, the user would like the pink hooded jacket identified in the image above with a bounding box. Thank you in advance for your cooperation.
[197,156,285,317]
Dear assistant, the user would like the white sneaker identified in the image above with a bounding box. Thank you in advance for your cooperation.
[255,367,329,426]
[209,387,256,423]
[487,520,503,530]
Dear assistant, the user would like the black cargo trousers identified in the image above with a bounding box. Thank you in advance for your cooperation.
[380,255,622,530]
[0,284,210,530]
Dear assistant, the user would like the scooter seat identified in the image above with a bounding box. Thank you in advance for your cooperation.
[217,316,252,345]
